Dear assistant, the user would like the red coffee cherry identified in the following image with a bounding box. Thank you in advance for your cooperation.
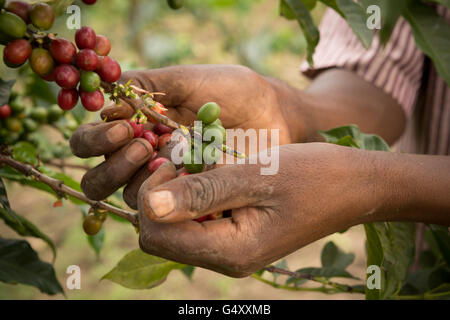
[82,0,97,5]
[3,39,31,65]
[80,89,105,112]
[6,1,31,23]
[0,104,12,119]
[94,35,111,56]
[154,123,173,136]
[142,130,159,149]
[128,119,144,138]
[194,215,208,223]
[76,49,99,71]
[54,64,80,89]
[80,89,104,112]
[158,133,172,150]
[58,89,79,110]
[97,56,121,82]
[75,26,96,50]
[50,38,76,64]
[147,157,170,174]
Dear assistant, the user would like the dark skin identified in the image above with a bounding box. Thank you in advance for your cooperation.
[70,65,450,277]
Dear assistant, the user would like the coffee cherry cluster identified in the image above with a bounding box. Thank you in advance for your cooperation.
[0,1,121,113]
[183,102,225,174]
[0,91,70,146]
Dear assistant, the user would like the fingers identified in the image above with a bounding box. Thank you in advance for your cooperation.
[70,120,134,158]
[137,163,271,223]
[123,166,150,210]
[100,101,135,121]
[81,138,153,200]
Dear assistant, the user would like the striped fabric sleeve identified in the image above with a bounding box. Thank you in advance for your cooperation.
[301,9,425,118]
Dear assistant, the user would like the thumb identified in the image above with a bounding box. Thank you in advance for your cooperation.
[137,164,267,223]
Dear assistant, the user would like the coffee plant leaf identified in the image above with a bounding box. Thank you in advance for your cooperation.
[0,78,15,106]
[0,207,57,260]
[87,228,104,259]
[180,265,195,280]
[321,241,355,270]
[0,238,63,295]
[283,0,320,65]
[336,0,373,48]
[318,0,344,16]
[404,1,450,86]
[428,225,450,267]
[13,142,39,166]
[102,249,185,289]
[25,73,58,107]
[0,177,21,225]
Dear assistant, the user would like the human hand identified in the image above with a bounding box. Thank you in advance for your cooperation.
[136,143,388,277]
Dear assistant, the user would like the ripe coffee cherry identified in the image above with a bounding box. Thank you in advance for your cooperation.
[41,70,55,82]
[0,11,27,39]
[83,215,102,236]
[158,133,172,150]
[194,215,208,223]
[29,48,54,76]
[30,3,54,30]
[0,104,11,119]
[94,35,111,56]
[142,130,159,149]
[80,89,104,112]
[50,38,76,64]
[75,26,96,50]
[128,119,144,138]
[97,56,121,82]
[3,39,31,65]
[167,0,184,10]
[197,102,220,125]
[76,49,99,71]
[154,123,173,135]
[80,71,100,92]
[6,1,31,23]
[148,157,170,174]
[54,64,80,89]
[58,88,79,110]
[82,0,97,4]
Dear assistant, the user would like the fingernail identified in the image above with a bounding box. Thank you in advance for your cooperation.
[126,141,150,163]
[147,191,175,218]
[106,124,130,143]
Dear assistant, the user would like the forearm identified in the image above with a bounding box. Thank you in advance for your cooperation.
[268,69,406,145]
[374,152,450,226]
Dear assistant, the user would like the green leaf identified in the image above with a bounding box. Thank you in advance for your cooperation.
[0,238,63,295]
[375,222,416,299]
[378,0,408,44]
[0,177,21,225]
[336,0,374,48]
[0,78,15,106]
[87,228,104,259]
[296,266,357,279]
[318,0,344,16]
[403,1,450,86]
[319,124,390,151]
[428,225,450,267]
[180,265,195,280]
[364,224,384,300]
[321,241,355,270]
[12,142,38,166]
[0,207,57,261]
[25,73,57,107]
[102,249,185,289]
[283,0,320,65]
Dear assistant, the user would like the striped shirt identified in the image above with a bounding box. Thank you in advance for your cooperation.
[301,7,450,155]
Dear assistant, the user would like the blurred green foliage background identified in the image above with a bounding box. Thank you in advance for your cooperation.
[0,0,369,300]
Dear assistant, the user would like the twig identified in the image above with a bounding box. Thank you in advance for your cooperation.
[262,266,365,294]
[0,154,139,227]
[251,274,341,294]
